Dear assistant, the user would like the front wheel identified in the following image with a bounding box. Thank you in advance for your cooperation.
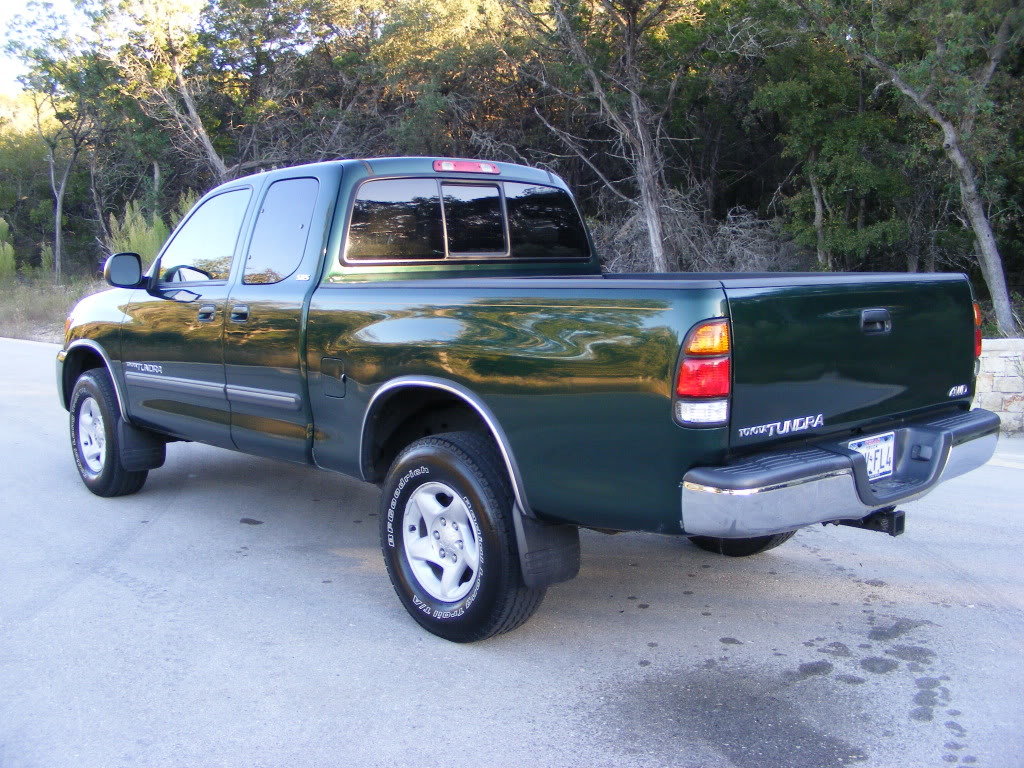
[69,369,148,497]
[688,531,796,557]
[379,431,545,642]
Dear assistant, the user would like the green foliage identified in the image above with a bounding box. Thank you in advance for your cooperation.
[107,200,169,262]
[0,0,1018,297]
[39,243,54,273]
[169,190,200,229]
[0,217,16,281]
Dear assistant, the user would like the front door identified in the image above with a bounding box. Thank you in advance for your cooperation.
[121,186,254,448]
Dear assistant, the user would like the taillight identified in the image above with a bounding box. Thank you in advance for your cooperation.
[675,318,730,425]
[676,357,730,397]
[973,301,983,358]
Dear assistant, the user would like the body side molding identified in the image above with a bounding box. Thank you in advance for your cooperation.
[124,371,225,397]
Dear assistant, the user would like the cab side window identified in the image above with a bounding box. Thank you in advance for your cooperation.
[244,178,320,284]
[505,183,590,260]
[160,188,252,282]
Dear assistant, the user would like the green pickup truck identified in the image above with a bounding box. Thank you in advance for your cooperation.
[57,157,999,641]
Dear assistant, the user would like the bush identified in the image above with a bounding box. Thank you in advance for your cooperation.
[592,187,806,274]
[107,200,169,265]
[0,217,15,282]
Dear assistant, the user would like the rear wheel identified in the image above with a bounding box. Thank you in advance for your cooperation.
[69,369,148,497]
[688,531,796,557]
[379,431,545,642]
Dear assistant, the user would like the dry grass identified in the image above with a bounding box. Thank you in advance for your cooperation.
[0,276,106,343]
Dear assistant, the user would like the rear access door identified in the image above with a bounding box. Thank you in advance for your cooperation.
[223,170,338,463]
[724,274,976,452]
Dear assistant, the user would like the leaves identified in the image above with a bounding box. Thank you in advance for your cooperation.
[0,0,1017,310]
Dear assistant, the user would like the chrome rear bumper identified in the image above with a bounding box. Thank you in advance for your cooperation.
[680,409,1000,538]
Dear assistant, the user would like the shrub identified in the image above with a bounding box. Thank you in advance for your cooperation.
[0,217,15,282]
[107,200,169,265]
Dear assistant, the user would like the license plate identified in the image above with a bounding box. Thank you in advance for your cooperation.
[849,431,895,481]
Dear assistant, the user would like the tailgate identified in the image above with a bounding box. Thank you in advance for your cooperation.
[725,275,975,449]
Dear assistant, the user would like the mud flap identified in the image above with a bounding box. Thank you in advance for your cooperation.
[512,504,580,589]
[118,421,167,471]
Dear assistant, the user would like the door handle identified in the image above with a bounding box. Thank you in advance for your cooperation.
[230,304,250,323]
[196,304,216,322]
[860,308,892,335]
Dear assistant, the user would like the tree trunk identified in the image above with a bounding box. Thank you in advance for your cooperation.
[152,160,161,205]
[53,185,64,283]
[906,243,919,273]
[634,148,668,272]
[638,172,668,272]
[173,60,228,181]
[855,50,1017,335]
[807,160,830,271]
[89,154,109,246]
[48,144,82,284]
[940,123,1016,335]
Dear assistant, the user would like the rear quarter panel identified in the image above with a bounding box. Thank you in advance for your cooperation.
[306,279,728,533]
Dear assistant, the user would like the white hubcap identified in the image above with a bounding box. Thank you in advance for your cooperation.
[77,396,106,474]
[402,482,481,602]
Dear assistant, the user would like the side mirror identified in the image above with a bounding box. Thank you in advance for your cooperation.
[104,252,143,288]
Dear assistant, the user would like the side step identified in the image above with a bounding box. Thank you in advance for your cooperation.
[831,507,905,537]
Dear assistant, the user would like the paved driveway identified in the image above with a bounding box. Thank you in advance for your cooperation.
[2,338,1022,768]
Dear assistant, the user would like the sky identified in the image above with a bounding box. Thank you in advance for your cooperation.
[0,0,80,95]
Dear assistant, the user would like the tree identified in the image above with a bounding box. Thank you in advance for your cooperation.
[754,40,910,271]
[8,3,98,281]
[94,0,231,181]
[506,0,706,272]
[795,0,1022,334]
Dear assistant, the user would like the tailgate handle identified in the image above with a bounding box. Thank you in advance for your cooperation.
[860,308,891,335]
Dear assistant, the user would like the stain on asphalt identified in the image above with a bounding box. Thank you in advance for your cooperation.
[818,642,852,658]
[591,666,868,767]
[240,518,263,525]
[836,674,866,685]
[720,637,743,645]
[860,657,899,674]
[782,661,835,682]
[867,618,930,642]
[885,645,936,663]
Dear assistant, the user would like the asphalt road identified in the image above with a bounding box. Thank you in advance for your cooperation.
[2,337,1022,768]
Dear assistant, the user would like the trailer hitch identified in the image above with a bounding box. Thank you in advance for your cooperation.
[828,506,905,537]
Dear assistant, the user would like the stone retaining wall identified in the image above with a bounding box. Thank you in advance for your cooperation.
[974,338,1024,434]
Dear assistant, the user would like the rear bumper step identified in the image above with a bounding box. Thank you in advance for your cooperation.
[680,408,999,538]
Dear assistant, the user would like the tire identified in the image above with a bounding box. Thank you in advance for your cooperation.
[69,369,148,497]
[379,431,545,642]
[688,531,796,557]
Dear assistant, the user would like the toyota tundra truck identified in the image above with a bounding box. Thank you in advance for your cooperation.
[56,157,1000,641]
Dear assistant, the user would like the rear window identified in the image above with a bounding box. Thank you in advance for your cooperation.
[441,183,506,254]
[346,178,588,262]
[346,179,444,260]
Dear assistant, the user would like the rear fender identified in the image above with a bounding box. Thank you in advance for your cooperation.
[361,376,580,588]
